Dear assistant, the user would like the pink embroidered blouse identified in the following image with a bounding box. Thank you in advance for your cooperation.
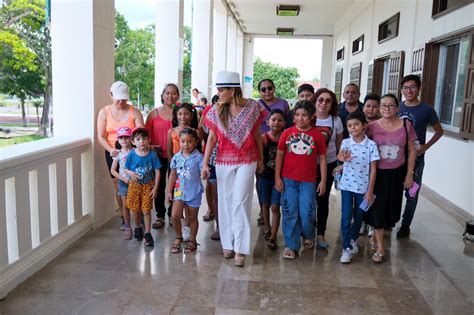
[204,99,266,165]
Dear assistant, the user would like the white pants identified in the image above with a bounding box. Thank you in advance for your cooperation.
[216,162,256,255]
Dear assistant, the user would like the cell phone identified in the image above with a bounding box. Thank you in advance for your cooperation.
[359,195,376,212]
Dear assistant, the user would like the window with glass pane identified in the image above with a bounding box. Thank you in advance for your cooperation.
[434,37,469,131]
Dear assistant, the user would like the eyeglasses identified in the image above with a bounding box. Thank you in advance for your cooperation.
[317,97,332,103]
[401,85,418,91]
[260,86,274,93]
[380,104,397,110]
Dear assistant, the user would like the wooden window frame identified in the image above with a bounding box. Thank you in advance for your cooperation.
[432,0,474,19]
[378,12,400,44]
[336,47,344,61]
[350,62,362,88]
[352,35,364,55]
[334,66,344,103]
[371,52,405,100]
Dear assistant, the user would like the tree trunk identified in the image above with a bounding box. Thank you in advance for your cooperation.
[39,82,51,136]
[36,107,40,127]
[21,98,27,127]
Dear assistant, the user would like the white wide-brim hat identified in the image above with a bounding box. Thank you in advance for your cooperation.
[213,71,241,88]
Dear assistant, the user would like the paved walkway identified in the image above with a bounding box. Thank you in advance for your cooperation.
[1,190,473,314]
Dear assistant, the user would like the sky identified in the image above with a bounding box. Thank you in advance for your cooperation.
[115,0,321,81]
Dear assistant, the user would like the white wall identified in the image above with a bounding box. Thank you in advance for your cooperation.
[332,0,474,215]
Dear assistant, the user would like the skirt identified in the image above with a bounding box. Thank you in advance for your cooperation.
[368,164,406,229]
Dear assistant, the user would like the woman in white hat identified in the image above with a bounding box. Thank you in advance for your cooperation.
[202,71,265,267]
[97,81,144,224]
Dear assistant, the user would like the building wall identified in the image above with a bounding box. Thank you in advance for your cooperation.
[332,0,474,215]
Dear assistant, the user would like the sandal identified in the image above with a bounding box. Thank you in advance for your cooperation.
[262,229,271,241]
[202,212,215,221]
[184,240,199,254]
[152,218,165,229]
[372,251,384,263]
[234,254,245,267]
[171,237,183,253]
[303,239,314,250]
[283,247,296,260]
[223,250,234,259]
[211,230,220,241]
[257,216,264,226]
[268,238,277,250]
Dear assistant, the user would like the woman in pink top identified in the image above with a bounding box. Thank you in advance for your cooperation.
[365,93,416,263]
[97,81,144,217]
[145,83,178,228]
[202,71,265,267]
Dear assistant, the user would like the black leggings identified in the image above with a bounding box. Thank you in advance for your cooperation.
[316,161,337,236]
[154,156,170,219]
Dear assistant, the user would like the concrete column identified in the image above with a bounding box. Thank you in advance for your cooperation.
[320,36,334,89]
[211,3,228,96]
[226,17,237,72]
[155,0,184,106]
[242,35,254,98]
[236,29,244,76]
[51,0,115,226]
[191,0,213,102]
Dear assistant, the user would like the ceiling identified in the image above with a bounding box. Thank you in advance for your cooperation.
[224,0,356,37]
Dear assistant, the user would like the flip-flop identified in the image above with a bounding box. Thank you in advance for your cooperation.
[283,247,296,260]
[303,239,314,250]
[372,252,384,263]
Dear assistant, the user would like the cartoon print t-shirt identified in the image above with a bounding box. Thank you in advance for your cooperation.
[125,150,161,184]
[278,126,327,183]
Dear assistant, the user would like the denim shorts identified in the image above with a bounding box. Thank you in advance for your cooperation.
[176,194,203,208]
[118,180,128,196]
[208,164,217,183]
[256,176,281,206]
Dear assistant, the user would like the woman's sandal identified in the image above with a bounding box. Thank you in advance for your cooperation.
[211,230,220,241]
[283,247,296,260]
[257,216,264,226]
[202,212,215,221]
[372,252,384,263]
[184,240,199,254]
[223,250,234,259]
[268,238,277,250]
[234,255,245,267]
[262,229,271,241]
[152,218,165,229]
[170,237,183,253]
[303,239,314,250]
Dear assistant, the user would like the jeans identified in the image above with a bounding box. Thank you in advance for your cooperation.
[401,155,425,227]
[281,178,316,251]
[340,190,365,249]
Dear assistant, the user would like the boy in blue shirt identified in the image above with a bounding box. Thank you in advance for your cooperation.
[125,127,161,246]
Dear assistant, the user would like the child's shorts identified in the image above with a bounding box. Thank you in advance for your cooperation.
[257,176,281,206]
[176,194,202,208]
[208,164,217,184]
[118,180,128,197]
[127,181,154,212]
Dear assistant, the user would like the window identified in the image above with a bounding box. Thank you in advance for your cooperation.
[378,13,400,43]
[352,35,364,55]
[367,63,374,94]
[350,62,362,87]
[336,47,344,61]
[371,52,405,99]
[434,37,469,131]
[334,67,343,102]
[432,0,474,18]
[422,29,474,139]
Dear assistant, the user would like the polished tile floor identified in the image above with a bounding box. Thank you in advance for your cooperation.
[1,190,473,314]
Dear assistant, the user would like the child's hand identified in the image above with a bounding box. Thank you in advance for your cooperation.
[317,181,326,196]
[201,165,210,179]
[403,173,414,189]
[364,192,375,205]
[128,172,140,182]
[256,160,264,174]
[341,149,352,162]
[275,177,284,193]
[332,165,342,177]
[150,188,158,199]
[167,192,173,202]
[110,149,119,158]
[123,178,129,184]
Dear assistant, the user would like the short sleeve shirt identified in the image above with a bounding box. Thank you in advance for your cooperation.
[315,116,344,163]
[398,102,439,145]
[125,150,161,184]
[366,120,417,169]
[339,136,380,194]
[170,150,204,202]
[113,150,131,179]
[278,126,327,183]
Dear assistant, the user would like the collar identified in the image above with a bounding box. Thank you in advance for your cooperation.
[349,135,368,146]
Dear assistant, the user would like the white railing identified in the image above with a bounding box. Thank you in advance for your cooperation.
[0,137,93,298]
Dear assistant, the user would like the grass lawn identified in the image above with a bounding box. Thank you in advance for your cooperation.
[0,134,46,148]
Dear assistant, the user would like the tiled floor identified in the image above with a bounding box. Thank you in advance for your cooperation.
[1,190,473,314]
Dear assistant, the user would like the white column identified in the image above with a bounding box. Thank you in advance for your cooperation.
[212,2,228,96]
[51,0,115,226]
[155,0,184,106]
[320,36,334,89]
[236,29,244,76]
[242,35,254,98]
[191,0,213,101]
[226,17,237,72]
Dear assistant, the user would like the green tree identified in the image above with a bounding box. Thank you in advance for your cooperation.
[182,25,192,103]
[252,57,299,99]
[115,11,155,110]
[0,0,52,135]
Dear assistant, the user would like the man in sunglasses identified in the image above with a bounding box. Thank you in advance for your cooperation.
[338,83,364,138]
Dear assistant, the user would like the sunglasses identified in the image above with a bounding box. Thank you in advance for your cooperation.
[260,86,274,93]
[317,97,332,103]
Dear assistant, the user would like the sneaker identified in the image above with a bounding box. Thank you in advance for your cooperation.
[368,226,374,237]
[119,216,125,230]
[350,240,359,254]
[359,222,366,235]
[340,248,352,263]
[397,225,410,238]
[134,227,143,241]
[182,226,191,242]
[144,232,154,246]
[124,226,132,240]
